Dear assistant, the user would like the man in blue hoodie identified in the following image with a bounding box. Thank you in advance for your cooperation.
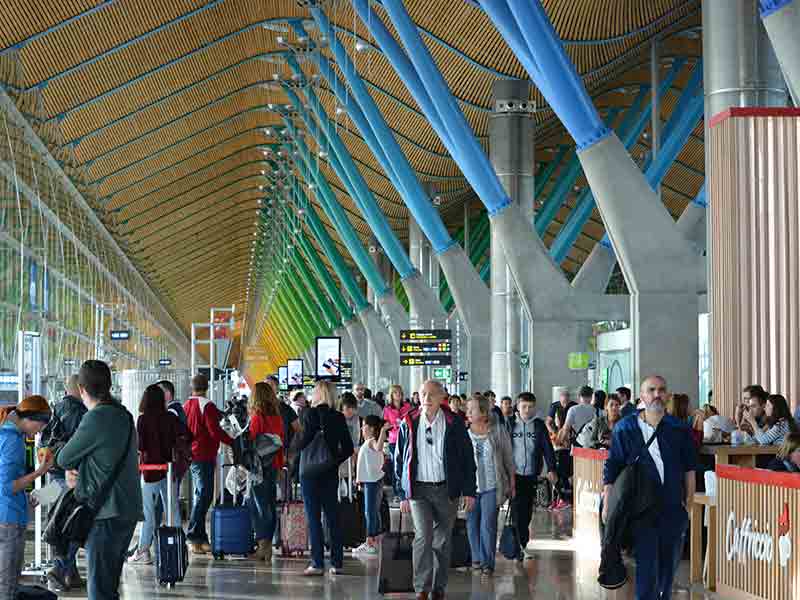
[506,392,558,561]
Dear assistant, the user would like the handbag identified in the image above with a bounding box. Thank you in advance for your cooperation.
[44,408,133,547]
[299,415,337,478]
[499,504,520,560]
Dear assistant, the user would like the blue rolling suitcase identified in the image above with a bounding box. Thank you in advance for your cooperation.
[211,462,254,559]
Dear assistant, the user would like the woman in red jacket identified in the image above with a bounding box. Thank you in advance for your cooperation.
[248,382,284,562]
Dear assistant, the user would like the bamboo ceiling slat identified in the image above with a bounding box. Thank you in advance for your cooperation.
[0,0,98,50]
[0,0,707,343]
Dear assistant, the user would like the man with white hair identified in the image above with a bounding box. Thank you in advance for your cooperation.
[395,380,477,600]
[602,375,697,600]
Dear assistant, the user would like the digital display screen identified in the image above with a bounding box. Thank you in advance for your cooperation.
[315,336,341,380]
[110,330,130,341]
[287,359,303,390]
[158,358,172,367]
[278,366,288,392]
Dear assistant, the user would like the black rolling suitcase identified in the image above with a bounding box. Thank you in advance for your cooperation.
[378,513,415,594]
[154,463,188,588]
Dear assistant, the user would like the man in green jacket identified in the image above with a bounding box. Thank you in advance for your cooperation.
[56,360,143,600]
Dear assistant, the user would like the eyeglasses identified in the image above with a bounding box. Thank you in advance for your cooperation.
[425,426,433,446]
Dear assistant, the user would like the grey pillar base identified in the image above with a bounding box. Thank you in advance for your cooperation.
[403,273,447,325]
[676,203,707,255]
[571,244,616,293]
[358,305,400,393]
[437,245,492,393]
[577,134,702,293]
[632,292,700,404]
[491,203,629,321]
[762,2,800,105]
[343,318,368,383]
[531,320,595,414]
[437,245,490,338]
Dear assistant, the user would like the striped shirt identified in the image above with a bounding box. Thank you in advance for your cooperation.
[416,409,446,483]
[469,430,496,493]
[754,418,792,445]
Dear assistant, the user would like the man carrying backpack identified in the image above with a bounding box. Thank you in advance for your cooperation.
[40,375,87,592]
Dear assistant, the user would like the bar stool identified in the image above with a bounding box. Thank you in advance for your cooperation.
[690,492,717,592]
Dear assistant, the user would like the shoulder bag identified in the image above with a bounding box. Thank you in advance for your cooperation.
[44,407,134,547]
[299,412,337,478]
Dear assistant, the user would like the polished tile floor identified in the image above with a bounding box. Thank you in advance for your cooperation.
[22,510,721,599]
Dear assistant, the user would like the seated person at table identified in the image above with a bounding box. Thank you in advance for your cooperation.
[744,394,798,446]
[767,432,800,473]
[735,385,768,434]
[668,394,702,447]
[695,405,736,443]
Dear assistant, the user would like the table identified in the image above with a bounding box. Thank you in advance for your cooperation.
[699,444,779,468]
[715,464,800,600]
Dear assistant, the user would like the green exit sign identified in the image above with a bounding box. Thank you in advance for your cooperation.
[433,367,452,380]
[568,352,590,370]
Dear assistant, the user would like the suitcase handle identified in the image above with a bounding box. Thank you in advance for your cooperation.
[140,463,175,527]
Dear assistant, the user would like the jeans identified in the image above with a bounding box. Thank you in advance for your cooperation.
[301,471,342,569]
[363,481,383,537]
[140,477,181,550]
[511,474,537,553]
[187,461,215,544]
[50,477,80,575]
[154,474,184,528]
[409,482,458,594]
[0,523,25,599]
[466,489,498,570]
[248,468,277,542]
[633,508,689,600]
[85,517,136,600]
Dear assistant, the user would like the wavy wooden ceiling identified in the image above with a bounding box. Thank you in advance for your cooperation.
[0,0,703,352]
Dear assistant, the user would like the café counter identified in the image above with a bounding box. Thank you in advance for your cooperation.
[572,447,608,544]
[715,464,800,600]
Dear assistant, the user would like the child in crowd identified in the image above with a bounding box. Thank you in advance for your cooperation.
[354,415,391,556]
[507,392,558,560]
[339,392,360,484]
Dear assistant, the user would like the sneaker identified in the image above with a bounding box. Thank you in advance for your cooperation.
[303,565,324,576]
[352,542,371,554]
[481,567,494,577]
[128,548,152,565]
[329,566,343,575]
[471,562,482,572]
[46,567,69,593]
[359,545,378,557]
[554,499,571,510]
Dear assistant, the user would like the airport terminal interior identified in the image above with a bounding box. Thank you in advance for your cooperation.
[1,0,800,598]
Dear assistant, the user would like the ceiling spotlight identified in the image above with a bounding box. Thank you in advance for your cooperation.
[276,35,286,45]
[432,195,442,206]
[264,128,274,136]
[335,106,345,116]
[318,150,328,159]
[297,208,305,216]
[573,186,581,193]
[355,40,369,53]
[272,73,281,81]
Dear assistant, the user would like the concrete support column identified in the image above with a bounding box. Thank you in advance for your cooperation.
[702,0,789,396]
[408,216,429,392]
[342,319,368,385]
[489,79,534,398]
[708,109,800,418]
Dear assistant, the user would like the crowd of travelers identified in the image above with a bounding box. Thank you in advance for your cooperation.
[1,359,799,600]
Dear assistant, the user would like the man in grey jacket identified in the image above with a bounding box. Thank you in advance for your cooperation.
[506,393,558,560]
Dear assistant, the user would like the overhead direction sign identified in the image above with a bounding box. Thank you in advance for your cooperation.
[110,330,130,341]
[401,355,452,367]
[400,329,451,341]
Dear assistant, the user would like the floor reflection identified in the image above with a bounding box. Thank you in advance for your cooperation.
[21,507,720,599]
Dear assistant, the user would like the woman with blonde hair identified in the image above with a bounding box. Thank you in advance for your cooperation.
[768,432,800,472]
[247,382,285,562]
[297,381,354,576]
[465,393,515,576]
[383,384,410,502]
